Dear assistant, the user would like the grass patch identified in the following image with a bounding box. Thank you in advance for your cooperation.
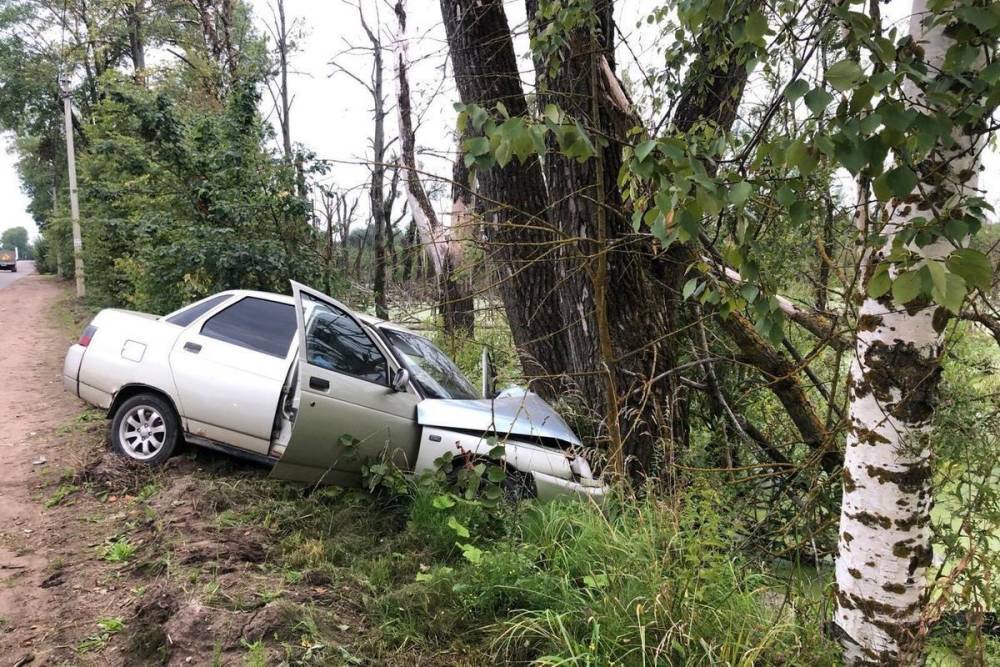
[44,483,79,508]
[77,617,125,653]
[100,537,136,563]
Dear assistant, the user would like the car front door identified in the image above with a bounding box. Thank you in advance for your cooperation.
[271,282,420,485]
[169,296,298,455]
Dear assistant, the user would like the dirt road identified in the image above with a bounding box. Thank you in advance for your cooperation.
[0,274,87,661]
[0,260,35,289]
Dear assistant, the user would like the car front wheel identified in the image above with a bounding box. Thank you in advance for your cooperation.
[110,394,179,464]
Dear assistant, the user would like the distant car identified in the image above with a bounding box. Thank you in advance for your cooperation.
[0,248,17,272]
[63,282,605,501]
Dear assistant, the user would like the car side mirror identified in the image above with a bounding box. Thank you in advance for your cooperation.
[391,368,410,392]
[481,347,497,398]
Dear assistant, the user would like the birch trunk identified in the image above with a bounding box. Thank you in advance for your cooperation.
[834,0,985,661]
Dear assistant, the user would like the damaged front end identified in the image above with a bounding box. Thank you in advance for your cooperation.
[413,388,606,502]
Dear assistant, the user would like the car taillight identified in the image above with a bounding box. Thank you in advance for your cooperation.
[79,324,98,347]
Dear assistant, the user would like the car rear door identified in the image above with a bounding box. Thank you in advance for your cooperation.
[270,282,420,485]
[169,296,298,455]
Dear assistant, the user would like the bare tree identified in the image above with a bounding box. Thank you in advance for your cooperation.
[394,0,473,335]
[331,2,397,319]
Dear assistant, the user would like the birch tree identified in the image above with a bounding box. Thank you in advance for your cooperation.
[834,0,994,661]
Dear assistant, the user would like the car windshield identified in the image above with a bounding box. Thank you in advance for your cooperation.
[380,328,479,400]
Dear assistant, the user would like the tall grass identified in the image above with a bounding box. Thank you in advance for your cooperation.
[385,483,837,665]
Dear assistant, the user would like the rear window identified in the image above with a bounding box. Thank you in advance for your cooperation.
[200,297,297,358]
[165,294,231,327]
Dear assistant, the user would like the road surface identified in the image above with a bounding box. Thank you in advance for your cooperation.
[0,260,35,288]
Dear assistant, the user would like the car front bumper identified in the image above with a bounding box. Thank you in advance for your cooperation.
[533,470,608,504]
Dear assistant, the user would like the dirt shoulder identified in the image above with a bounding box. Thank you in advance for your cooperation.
[0,275,90,662]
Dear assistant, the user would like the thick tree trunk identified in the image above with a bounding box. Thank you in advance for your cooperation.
[439,0,570,395]
[834,1,986,661]
[524,0,685,475]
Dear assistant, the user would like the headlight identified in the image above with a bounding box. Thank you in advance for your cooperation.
[569,455,593,481]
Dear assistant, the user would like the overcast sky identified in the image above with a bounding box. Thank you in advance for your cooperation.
[1,0,995,242]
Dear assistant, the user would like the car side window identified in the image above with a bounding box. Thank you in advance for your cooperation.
[200,297,297,358]
[304,297,388,385]
[166,294,230,327]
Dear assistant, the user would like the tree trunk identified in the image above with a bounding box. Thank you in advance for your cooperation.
[834,1,986,661]
[359,10,389,320]
[439,0,570,397]
[395,0,473,337]
[126,1,146,84]
[524,0,688,475]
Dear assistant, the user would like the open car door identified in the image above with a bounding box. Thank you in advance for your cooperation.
[270,282,420,485]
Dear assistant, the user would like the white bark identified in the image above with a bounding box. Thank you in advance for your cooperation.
[834,1,985,662]
[393,0,447,276]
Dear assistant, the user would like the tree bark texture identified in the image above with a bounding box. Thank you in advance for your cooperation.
[395,0,474,336]
[834,1,987,661]
[440,0,570,395]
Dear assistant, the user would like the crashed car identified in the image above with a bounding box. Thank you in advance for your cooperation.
[63,281,605,501]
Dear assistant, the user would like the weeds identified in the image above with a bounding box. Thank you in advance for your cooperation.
[77,617,125,653]
[100,537,136,563]
[44,483,79,508]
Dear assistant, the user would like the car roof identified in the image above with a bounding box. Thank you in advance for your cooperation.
[214,289,414,334]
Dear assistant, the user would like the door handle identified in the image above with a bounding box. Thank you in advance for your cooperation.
[309,376,330,391]
[183,342,202,353]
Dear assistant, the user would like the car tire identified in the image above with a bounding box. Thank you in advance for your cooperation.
[501,469,537,502]
[109,393,179,465]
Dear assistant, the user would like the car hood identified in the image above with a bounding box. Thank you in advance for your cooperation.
[417,389,581,447]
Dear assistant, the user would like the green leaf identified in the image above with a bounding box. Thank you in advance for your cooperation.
[447,516,470,538]
[804,88,834,115]
[784,79,810,102]
[885,165,917,198]
[933,272,967,314]
[543,103,561,124]
[789,200,809,225]
[786,140,818,176]
[431,494,456,510]
[463,136,491,157]
[728,181,752,208]
[495,141,513,167]
[947,249,992,292]
[634,140,657,162]
[867,263,891,298]
[776,185,795,206]
[891,269,923,305]
[744,10,769,43]
[582,573,610,589]
[459,543,483,564]
[826,59,863,92]
[682,278,700,300]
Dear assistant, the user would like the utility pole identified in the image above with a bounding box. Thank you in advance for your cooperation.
[59,75,85,297]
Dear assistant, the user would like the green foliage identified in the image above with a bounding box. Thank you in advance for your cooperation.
[928,325,1000,656]
[78,75,319,311]
[1,226,30,257]
[384,487,837,665]
[100,536,136,563]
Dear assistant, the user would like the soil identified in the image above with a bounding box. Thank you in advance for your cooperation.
[0,275,91,663]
